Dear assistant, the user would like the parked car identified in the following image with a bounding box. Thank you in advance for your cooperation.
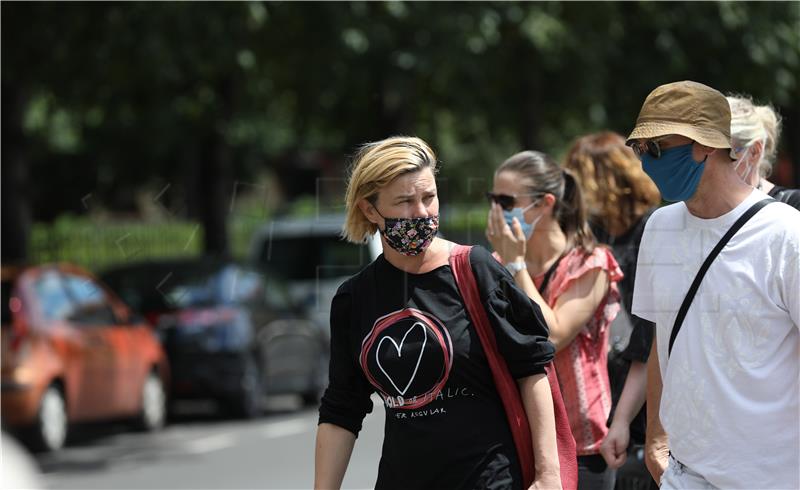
[1,264,168,452]
[249,214,381,334]
[100,258,326,416]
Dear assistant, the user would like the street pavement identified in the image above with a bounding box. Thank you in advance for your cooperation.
[11,396,386,490]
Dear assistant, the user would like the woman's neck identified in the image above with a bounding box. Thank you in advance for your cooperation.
[381,237,450,274]
[524,222,568,275]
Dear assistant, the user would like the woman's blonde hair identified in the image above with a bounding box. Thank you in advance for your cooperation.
[727,94,783,179]
[343,136,438,243]
[563,131,661,237]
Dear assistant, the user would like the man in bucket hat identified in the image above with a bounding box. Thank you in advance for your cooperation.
[627,81,800,489]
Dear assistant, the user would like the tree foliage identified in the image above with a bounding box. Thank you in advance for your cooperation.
[3,1,799,258]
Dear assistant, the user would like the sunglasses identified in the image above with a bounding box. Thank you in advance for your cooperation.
[629,138,741,160]
[627,137,670,159]
[485,192,541,211]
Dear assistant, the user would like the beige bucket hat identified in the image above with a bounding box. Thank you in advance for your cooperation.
[627,81,732,150]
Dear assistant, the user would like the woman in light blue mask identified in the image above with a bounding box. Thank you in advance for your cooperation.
[486,150,624,490]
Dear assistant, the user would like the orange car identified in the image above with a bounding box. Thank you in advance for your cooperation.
[1,263,169,451]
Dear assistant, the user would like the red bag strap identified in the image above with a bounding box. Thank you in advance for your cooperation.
[448,244,577,490]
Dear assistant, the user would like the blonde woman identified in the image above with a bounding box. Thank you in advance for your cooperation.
[314,136,561,490]
[728,95,800,209]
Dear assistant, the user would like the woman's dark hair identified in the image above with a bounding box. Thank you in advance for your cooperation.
[496,151,596,253]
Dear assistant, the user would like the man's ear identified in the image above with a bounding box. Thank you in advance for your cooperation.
[358,198,381,227]
[695,143,716,159]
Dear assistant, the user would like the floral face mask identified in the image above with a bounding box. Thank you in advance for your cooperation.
[375,210,439,256]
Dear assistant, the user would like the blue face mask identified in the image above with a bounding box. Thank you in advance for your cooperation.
[503,202,541,239]
[642,144,706,202]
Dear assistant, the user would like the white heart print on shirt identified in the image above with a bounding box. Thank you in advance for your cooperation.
[375,321,428,396]
[360,308,453,410]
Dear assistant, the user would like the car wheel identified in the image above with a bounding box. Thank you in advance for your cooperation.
[301,353,328,406]
[135,371,167,431]
[225,355,263,419]
[29,385,68,452]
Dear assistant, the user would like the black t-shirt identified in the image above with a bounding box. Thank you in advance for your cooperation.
[768,185,800,211]
[318,245,555,490]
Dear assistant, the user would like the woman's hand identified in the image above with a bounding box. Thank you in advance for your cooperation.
[529,472,562,490]
[486,202,526,265]
[600,420,630,469]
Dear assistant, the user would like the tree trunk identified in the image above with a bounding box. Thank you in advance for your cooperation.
[197,131,230,258]
[1,84,31,265]
[198,78,234,258]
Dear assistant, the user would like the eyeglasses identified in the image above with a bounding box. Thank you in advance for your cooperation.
[627,137,670,159]
[485,192,541,211]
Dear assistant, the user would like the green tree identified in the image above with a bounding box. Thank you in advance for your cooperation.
[3,2,798,265]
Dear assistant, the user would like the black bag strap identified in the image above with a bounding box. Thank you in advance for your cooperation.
[668,198,775,357]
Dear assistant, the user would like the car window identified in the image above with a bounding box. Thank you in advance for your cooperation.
[106,262,234,311]
[221,266,261,304]
[102,267,172,313]
[260,235,372,281]
[33,271,75,322]
[62,274,117,326]
[162,268,219,308]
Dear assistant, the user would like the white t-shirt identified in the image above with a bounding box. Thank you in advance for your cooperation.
[633,189,800,490]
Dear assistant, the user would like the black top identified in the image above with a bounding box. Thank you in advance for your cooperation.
[591,210,655,445]
[318,245,555,490]
[768,185,800,211]
[591,211,655,364]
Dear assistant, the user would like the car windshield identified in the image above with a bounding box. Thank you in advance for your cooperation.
[102,262,291,314]
[261,236,372,281]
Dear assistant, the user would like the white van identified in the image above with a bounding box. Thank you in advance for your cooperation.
[249,214,381,334]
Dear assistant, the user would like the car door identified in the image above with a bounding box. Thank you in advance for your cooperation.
[29,270,89,418]
[61,273,124,419]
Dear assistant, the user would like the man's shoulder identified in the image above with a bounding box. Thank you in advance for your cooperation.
[649,202,684,220]
[640,202,685,237]
[764,198,800,221]
[760,200,800,242]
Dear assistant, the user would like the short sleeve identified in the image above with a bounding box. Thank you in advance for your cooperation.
[621,315,655,363]
[547,247,624,303]
[631,219,656,323]
[317,283,374,436]
[470,246,555,379]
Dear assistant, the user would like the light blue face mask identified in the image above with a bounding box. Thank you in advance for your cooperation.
[503,201,541,239]
[642,144,706,202]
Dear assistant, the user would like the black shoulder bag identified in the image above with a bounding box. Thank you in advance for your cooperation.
[667,198,775,357]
